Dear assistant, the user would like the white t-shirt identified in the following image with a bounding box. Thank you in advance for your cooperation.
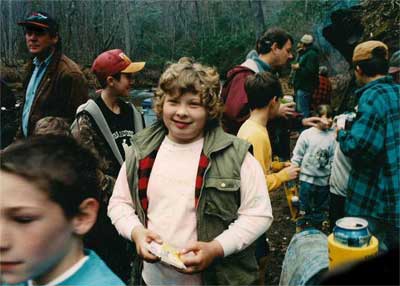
[28,256,88,286]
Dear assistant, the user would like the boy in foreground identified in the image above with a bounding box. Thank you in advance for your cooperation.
[0,135,124,286]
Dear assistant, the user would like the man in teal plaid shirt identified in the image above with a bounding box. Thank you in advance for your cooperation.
[337,41,400,252]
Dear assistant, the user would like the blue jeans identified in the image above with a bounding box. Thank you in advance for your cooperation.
[295,89,311,118]
[279,229,328,285]
[297,181,329,227]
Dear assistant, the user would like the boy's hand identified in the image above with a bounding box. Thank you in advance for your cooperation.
[283,164,300,181]
[278,102,296,119]
[178,240,224,274]
[131,225,163,263]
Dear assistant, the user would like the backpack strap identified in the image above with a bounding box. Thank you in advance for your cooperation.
[129,103,145,132]
[72,99,124,165]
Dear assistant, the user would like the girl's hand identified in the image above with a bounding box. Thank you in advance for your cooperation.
[131,225,163,263]
[178,240,224,273]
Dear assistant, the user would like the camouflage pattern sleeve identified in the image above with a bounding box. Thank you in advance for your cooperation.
[72,112,111,194]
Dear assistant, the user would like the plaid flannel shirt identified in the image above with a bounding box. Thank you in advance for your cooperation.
[312,75,332,110]
[338,76,400,228]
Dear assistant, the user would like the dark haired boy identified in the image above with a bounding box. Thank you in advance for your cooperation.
[337,41,400,251]
[71,49,145,281]
[237,72,300,192]
[0,135,124,286]
[72,49,145,191]
[237,72,299,275]
[17,11,88,138]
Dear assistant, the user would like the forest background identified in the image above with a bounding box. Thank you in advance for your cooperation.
[1,0,398,87]
[0,0,399,98]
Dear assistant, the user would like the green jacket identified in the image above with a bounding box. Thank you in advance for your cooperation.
[125,121,259,285]
[293,46,320,92]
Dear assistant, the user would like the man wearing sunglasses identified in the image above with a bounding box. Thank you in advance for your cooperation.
[17,11,88,138]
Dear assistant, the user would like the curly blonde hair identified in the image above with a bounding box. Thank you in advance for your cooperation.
[153,58,223,128]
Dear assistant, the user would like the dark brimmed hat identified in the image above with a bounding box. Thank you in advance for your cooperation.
[18,11,58,34]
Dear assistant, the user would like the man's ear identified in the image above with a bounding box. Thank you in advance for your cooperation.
[106,75,115,86]
[50,34,59,46]
[354,65,363,75]
[266,96,278,112]
[72,198,99,236]
[270,96,279,106]
[271,42,279,53]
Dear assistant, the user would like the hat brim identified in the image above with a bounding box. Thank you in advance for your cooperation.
[121,62,145,74]
[18,21,49,29]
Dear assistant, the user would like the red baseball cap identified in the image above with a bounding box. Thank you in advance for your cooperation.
[92,49,145,83]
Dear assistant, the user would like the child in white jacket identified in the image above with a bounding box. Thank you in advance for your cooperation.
[291,105,336,231]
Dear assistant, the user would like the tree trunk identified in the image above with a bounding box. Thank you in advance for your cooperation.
[123,1,131,55]
[251,0,265,38]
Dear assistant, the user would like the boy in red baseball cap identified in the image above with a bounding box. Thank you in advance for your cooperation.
[71,49,145,282]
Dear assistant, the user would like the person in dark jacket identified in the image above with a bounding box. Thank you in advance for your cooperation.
[292,34,320,118]
[16,11,88,138]
[0,79,18,149]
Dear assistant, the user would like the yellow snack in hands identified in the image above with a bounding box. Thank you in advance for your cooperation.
[146,241,187,269]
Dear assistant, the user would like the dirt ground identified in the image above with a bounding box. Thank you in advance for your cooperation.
[260,186,297,285]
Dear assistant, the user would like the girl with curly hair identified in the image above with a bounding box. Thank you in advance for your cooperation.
[108,58,273,285]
